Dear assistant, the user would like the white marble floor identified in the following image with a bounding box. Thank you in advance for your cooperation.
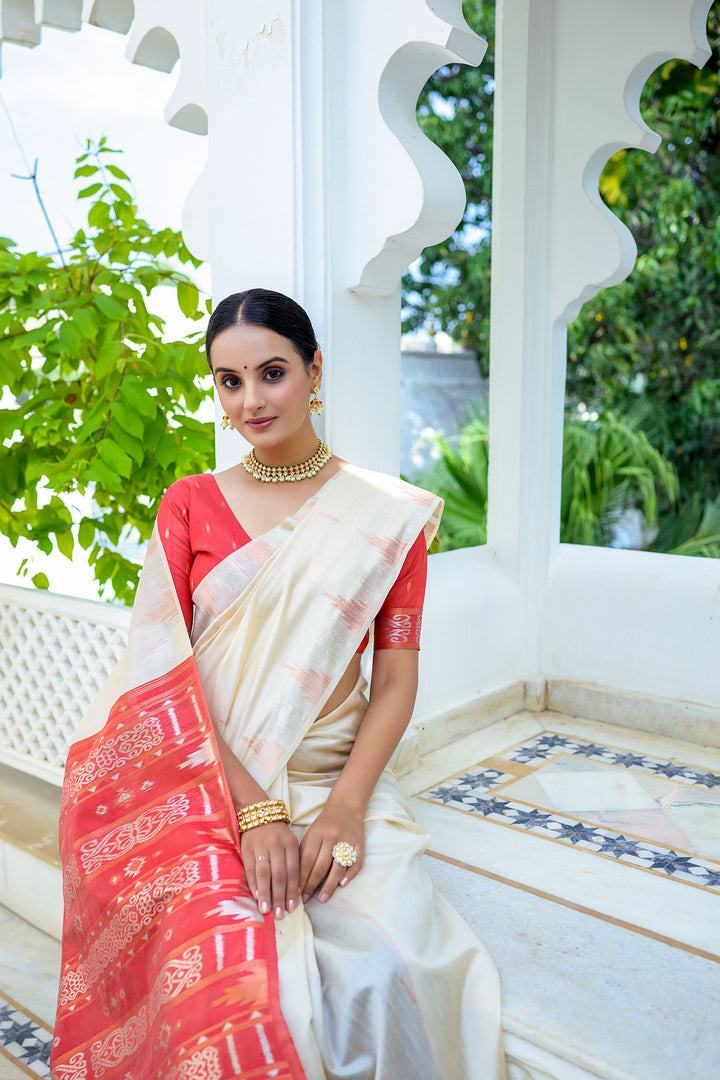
[0,906,59,1079]
[1,711,719,1080]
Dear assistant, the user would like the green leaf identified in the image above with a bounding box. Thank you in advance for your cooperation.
[95,340,123,378]
[56,527,74,560]
[106,164,131,181]
[86,458,124,492]
[176,280,199,318]
[31,572,49,590]
[120,379,158,418]
[74,164,97,178]
[95,293,127,321]
[88,200,111,229]
[78,182,104,198]
[109,183,132,203]
[78,518,96,549]
[98,438,133,478]
[113,400,144,439]
[73,306,99,339]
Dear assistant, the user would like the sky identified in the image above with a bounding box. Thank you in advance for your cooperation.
[0,21,208,600]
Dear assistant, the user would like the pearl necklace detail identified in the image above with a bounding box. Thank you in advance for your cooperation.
[241,440,332,483]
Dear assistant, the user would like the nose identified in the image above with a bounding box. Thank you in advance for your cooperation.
[243,378,265,413]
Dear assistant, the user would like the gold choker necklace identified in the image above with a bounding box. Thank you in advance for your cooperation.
[241,440,332,483]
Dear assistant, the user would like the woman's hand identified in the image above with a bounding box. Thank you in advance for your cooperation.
[299,805,365,905]
[240,821,300,920]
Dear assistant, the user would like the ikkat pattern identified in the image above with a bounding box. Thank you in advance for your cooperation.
[0,992,52,1078]
[423,732,720,893]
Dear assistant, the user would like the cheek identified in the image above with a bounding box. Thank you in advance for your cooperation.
[273,376,311,407]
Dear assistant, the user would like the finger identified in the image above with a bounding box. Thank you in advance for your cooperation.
[318,858,347,903]
[270,850,288,920]
[299,834,322,899]
[242,847,257,902]
[285,843,301,913]
[255,854,272,916]
[338,858,362,889]
[303,846,334,903]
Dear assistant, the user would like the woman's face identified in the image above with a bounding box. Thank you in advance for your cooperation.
[210,323,321,449]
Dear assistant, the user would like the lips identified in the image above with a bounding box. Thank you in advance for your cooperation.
[246,417,276,431]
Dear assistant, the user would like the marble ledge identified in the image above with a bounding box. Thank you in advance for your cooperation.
[414,797,720,958]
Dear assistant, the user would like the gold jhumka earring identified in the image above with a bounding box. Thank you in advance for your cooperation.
[309,387,323,415]
[221,414,233,430]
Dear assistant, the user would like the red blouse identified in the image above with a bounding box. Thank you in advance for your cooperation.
[157,474,427,652]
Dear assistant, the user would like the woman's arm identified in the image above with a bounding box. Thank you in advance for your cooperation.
[298,647,418,903]
[215,728,300,920]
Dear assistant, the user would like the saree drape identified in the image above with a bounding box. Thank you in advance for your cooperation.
[52,465,504,1080]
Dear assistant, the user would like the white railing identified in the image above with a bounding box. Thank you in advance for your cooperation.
[0,584,130,785]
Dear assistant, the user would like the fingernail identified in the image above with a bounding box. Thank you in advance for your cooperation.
[340,876,349,887]
[287,898,296,912]
[318,892,327,903]
[260,901,270,914]
[275,907,283,919]
[302,894,309,904]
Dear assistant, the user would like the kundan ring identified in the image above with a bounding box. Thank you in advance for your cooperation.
[332,841,358,868]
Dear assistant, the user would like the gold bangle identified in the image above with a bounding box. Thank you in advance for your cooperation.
[236,799,290,833]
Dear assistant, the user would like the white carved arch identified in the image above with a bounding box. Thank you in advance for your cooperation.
[551,0,714,326]
[1,0,209,250]
[344,0,487,295]
[1,0,206,135]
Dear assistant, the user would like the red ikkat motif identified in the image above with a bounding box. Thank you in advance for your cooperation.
[360,533,408,567]
[322,592,373,636]
[52,655,307,1080]
[282,664,332,704]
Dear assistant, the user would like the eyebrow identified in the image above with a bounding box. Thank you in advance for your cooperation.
[214,357,289,374]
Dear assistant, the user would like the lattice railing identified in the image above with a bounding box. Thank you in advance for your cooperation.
[0,585,130,785]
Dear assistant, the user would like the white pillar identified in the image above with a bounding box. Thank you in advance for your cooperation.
[487,0,713,681]
[198,0,485,471]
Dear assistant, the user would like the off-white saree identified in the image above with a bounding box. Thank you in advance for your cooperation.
[53,464,504,1080]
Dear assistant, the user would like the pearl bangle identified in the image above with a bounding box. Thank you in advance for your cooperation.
[236,799,290,833]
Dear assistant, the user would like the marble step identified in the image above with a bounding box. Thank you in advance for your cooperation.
[0,764,62,940]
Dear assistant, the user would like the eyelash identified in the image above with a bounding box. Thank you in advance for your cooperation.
[220,368,285,390]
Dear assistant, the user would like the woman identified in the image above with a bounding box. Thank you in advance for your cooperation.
[52,290,504,1080]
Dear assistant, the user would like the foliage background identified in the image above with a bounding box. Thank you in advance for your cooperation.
[404,1,720,557]
[0,142,212,604]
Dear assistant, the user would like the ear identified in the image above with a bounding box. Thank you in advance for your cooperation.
[310,348,323,384]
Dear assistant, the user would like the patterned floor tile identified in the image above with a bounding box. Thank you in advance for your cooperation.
[0,994,52,1079]
[421,732,720,893]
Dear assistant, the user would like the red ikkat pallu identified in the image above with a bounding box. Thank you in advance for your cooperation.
[51,656,307,1080]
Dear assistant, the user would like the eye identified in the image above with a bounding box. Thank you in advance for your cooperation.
[264,367,285,382]
[220,374,241,389]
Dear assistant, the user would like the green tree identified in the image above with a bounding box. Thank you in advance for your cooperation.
[0,140,213,603]
[417,403,711,554]
[568,19,720,516]
[405,2,720,553]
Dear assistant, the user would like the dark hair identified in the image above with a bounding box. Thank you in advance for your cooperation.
[205,288,319,367]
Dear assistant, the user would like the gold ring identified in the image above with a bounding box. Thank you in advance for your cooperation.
[332,841,358,868]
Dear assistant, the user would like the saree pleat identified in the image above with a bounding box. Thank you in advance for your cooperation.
[271,675,505,1080]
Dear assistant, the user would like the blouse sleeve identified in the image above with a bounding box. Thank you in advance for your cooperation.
[374,531,428,650]
[156,481,194,635]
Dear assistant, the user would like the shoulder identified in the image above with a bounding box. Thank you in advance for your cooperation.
[163,472,215,504]
[342,464,440,509]
[159,473,217,520]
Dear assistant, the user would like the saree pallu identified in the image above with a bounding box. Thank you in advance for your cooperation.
[52,465,504,1080]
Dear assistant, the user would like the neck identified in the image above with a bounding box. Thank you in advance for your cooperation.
[253,424,321,467]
